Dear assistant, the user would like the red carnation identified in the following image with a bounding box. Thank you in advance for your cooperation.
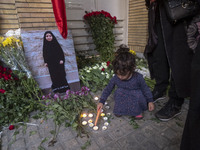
[106,61,110,66]
[101,68,105,72]
[9,125,15,130]
[0,89,6,94]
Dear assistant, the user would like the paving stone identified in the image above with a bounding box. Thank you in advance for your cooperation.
[117,136,140,149]
[141,125,157,138]
[101,142,122,150]
[61,138,80,150]
[38,119,55,138]
[161,128,178,141]
[92,132,113,147]
[141,141,160,150]
[57,128,76,142]
[26,137,41,149]
[109,117,125,128]
[1,133,8,146]
[150,121,168,131]
[79,139,100,150]
[126,145,145,150]
[26,141,41,150]
[149,133,170,149]
[108,126,128,140]
[1,145,8,150]
[45,143,64,150]
[120,122,135,133]
[163,144,179,150]
[133,132,147,143]
[9,138,26,150]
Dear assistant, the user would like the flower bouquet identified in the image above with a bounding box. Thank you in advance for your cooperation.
[0,32,31,78]
[79,61,114,92]
[84,10,117,61]
[0,65,42,128]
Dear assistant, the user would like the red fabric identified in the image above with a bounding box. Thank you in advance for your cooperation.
[51,0,68,39]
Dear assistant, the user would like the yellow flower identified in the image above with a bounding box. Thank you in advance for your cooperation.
[2,40,8,47]
[129,50,136,55]
[0,37,4,43]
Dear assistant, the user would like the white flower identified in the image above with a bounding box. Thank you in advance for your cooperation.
[106,74,109,79]
[99,66,103,70]
[86,70,90,73]
[93,66,97,69]
[101,72,105,75]
[5,30,15,37]
[15,29,21,38]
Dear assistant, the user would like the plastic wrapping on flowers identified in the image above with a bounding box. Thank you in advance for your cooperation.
[0,30,31,78]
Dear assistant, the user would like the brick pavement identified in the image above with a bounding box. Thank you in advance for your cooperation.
[0,95,189,150]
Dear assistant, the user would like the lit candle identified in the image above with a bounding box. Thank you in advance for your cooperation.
[103,117,108,121]
[88,113,93,118]
[89,123,94,127]
[104,122,109,126]
[88,119,93,123]
[82,113,87,118]
[100,113,105,117]
[105,106,110,109]
[102,126,107,130]
[94,96,99,101]
[93,126,98,130]
[106,113,111,116]
[82,121,87,125]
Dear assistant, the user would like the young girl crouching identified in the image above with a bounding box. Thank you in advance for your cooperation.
[97,50,154,119]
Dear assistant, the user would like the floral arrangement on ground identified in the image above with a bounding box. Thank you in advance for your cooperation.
[79,56,155,92]
[0,30,98,149]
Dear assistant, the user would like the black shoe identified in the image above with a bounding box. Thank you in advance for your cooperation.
[155,100,181,121]
[152,91,166,103]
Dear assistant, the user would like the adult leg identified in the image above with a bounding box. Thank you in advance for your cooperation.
[151,21,170,101]
[181,44,200,150]
[155,75,184,121]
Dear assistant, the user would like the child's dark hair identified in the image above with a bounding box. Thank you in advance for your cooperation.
[115,44,130,56]
[112,51,136,76]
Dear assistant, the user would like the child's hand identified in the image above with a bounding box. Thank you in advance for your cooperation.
[97,103,103,112]
[148,102,154,111]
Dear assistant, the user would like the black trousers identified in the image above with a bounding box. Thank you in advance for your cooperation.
[181,43,200,150]
[151,21,184,106]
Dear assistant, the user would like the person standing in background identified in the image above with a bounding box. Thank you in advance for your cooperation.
[181,12,200,150]
[144,0,193,121]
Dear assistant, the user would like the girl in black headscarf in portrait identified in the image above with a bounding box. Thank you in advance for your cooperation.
[43,31,70,93]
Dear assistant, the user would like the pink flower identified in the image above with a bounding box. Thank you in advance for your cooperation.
[42,95,46,100]
[9,125,15,130]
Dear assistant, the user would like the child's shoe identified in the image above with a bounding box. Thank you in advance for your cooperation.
[135,114,143,120]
